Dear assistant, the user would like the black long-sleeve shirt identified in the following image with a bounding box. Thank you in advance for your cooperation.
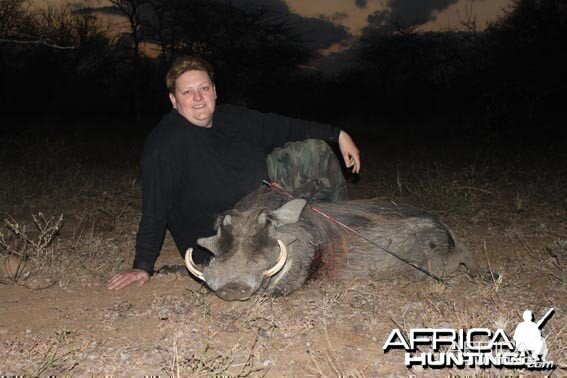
[133,105,340,273]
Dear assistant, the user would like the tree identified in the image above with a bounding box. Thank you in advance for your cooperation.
[108,0,150,122]
[485,0,567,120]
[0,0,74,49]
[158,0,312,107]
[145,0,180,68]
[103,0,313,109]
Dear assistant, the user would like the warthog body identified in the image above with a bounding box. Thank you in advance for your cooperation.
[185,187,481,301]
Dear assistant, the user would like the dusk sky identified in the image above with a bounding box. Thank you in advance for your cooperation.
[44,0,512,34]
[287,0,512,34]
[39,0,514,73]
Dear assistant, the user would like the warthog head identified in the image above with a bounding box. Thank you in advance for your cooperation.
[185,198,308,301]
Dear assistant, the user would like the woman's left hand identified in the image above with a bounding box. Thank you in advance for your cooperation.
[338,130,361,174]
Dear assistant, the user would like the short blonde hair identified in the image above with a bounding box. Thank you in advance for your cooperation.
[165,56,214,93]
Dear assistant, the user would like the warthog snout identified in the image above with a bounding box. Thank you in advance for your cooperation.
[216,282,256,301]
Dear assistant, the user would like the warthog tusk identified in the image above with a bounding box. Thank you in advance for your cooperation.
[185,248,205,281]
[264,240,287,277]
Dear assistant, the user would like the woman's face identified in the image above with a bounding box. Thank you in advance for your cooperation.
[169,70,217,128]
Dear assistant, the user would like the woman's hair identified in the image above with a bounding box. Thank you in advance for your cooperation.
[166,56,214,93]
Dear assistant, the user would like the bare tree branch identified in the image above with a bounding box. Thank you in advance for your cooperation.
[0,37,75,49]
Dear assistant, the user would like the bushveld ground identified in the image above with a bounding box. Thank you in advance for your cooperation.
[0,120,566,376]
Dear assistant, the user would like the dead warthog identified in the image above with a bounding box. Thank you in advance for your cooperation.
[185,187,482,301]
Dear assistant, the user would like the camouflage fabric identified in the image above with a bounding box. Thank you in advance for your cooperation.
[266,139,348,201]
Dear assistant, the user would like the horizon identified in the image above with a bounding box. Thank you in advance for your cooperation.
[39,0,513,34]
[34,0,514,75]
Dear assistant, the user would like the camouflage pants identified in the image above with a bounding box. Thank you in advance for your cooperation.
[266,139,348,201]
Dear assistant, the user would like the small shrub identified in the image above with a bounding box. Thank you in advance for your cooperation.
[0,212,63,283]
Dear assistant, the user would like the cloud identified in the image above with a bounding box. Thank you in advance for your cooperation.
[366,10,392,30]
[316,42,358,75]
[219,0,290,14]
[365,0,459,32]
[389,0,459,24]
[319,12,349,23]
[224,0,350,50]
[96,0,350,51]
[291,15,350,50]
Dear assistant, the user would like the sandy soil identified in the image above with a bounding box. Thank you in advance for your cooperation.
[1,131,566,376]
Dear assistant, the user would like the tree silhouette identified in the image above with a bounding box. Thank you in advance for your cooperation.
[135,0,313,107]
[0,0,74,49]
[484,0,567,121]
[339,0,566,128]
[0,0,315,119]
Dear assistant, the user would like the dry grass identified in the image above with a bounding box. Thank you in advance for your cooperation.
[1,127,566,375]
[0,212,63,287]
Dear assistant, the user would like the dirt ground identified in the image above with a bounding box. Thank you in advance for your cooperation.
[1,127,566,376]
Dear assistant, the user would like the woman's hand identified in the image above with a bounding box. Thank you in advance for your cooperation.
[338,130,361,174]
[107,269,150,291]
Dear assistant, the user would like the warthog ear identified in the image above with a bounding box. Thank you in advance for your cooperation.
[270,199,307,227]
[197,228,221,256]
[222,215,232,227]
[258,212,268,224]
[197,236,218,255]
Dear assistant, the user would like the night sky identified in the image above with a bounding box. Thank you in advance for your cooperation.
[35,0,511,51]
[9,0,563,126]
[287,0,512,34]
[44,0,513,33]
[39,0,513,73]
